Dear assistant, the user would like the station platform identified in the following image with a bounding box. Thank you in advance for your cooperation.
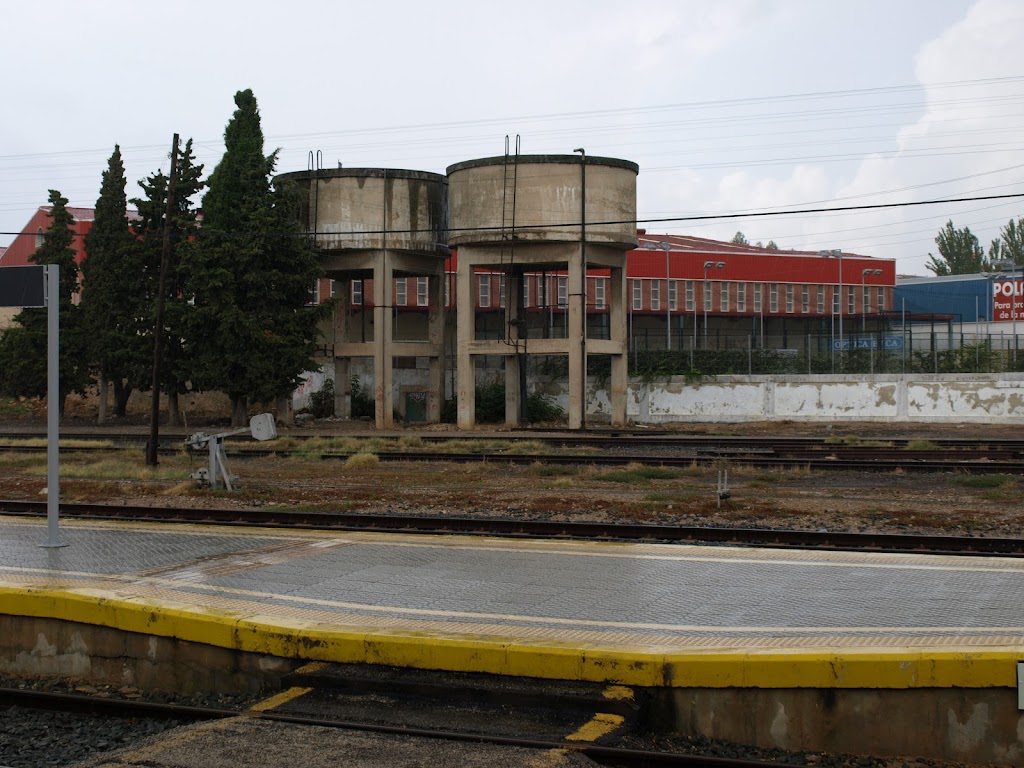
[2,514,1022,690]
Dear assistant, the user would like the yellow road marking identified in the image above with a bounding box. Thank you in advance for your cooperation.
[248,686,312,712]
[565,712,624,742]
[602,685,634,701]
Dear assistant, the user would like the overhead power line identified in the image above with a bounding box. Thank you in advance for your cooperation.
[5,192,1021,242]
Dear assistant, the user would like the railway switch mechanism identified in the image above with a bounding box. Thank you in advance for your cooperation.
[185,413,277,491]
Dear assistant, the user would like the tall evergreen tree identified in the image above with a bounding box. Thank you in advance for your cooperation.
[81,146,140,420]
[730,231,748,245]
[182,89,323,425]
[989,216,1024,266]
[131,138,205,425]
[926,220,989,276]
[0,191,88,413]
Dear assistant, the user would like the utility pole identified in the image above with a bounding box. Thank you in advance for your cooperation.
[146,134,179,466]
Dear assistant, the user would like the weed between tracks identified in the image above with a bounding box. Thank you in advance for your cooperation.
[0,438,1023,537]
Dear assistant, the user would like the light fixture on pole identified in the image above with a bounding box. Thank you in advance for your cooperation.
[645,241,672,350]
[820,250,843,358]
[861,268,882,330]
[703,260,725,344]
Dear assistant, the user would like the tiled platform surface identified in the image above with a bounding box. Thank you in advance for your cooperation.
[2,515,1023,688]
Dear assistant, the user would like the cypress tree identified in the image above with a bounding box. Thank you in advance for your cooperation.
[131,139,205,425]
[0,191,88,414]
[183,89,324,425]
[81,146,140,420]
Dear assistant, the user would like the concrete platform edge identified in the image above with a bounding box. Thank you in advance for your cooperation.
[2,586,1019,690]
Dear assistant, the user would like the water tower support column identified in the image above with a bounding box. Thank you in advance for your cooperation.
[332,278,352,419]
[374,262,395,428]
[609,263,627,426]
[567,248,585,430]
[456,259,476,428]
[505,271,523,426]
[427,263,445,423]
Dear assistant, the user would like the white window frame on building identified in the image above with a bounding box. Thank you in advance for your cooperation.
[329,279,336,298]
[832,285,840,314]
[396,277,407,306]
[632,279,642,311]
[479,275,491,308]
[667,279,676,311]
[801,285,809,313]
[877,287,885,312]
[524,275,531,308]
[499,274,506,309]
[770,284,779,313]
[651,280,661,311]
[753,283,762,313]
[736,282,746,313]
[703,281,712,312]
[720,282,729,312]
[595,277,606,309]
[816,285,824,314]
[557,275,568,307]
[685,280,694,312]
[847,286,855,314]
[786,284,794,313]
[863,285,870,314]
[353,280,363,305]
[310,279,320,306]
[417,276,428,307]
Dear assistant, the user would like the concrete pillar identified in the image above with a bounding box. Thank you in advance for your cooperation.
[333,278,352,419]
[505,272,522,426]
[609,264,627,426]
[427,264,444,423]
[456,258,475,428]
[374,263,395,428]
[567,248,586,430]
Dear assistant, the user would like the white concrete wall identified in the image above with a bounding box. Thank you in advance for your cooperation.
[625,373,1024,424]
[297,367,1024,424]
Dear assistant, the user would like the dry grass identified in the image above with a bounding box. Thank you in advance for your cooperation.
[344,452,380,470]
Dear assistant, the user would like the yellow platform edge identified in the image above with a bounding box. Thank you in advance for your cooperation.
[2,586,1020,690]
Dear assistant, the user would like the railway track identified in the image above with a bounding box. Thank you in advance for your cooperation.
[3,499,1022,557]
[0,685,807,767]
[1,437,1023,473]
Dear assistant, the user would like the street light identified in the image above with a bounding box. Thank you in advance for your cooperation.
[861,268,882,330]
[645,241,672,350]
[703,260,725,345]
[820,250,843,361]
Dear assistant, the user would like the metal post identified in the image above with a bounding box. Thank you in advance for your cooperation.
[574,148,587,431]
[41,264,65,548]
[147,133,179,466]
[703,261,725,345]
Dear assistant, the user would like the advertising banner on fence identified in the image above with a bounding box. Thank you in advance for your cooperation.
[993,279,1023,322]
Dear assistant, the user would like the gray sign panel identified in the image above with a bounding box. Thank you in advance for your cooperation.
[0,265,46,308]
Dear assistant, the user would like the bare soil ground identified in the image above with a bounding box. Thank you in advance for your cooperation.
[1,393,1022,538]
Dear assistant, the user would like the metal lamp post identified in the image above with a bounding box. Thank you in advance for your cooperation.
[861,268,882,331]
[645,241,672,349]
[820,250,843,363]
[703,261,725,345]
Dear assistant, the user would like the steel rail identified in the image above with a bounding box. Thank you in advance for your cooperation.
[3,499,1022,557]
[0,687,799,768]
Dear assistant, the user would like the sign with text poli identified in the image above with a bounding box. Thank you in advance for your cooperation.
[0,265,46,308]
[993,279,1023,322]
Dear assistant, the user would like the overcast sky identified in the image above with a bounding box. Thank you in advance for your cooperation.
[1,0,1021,274]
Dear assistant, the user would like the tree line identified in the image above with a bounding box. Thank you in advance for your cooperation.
[926,218,1024,276]
[0,89,325,426]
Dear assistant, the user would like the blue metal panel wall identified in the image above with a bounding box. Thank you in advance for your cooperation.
[894,278,992,322]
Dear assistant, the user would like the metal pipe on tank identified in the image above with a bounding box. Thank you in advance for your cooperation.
[574,148,587,431]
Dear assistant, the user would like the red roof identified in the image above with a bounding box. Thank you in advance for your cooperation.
[39,205,140,222]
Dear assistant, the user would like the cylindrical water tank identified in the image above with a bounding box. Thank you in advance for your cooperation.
[446,155,638,248]
[274,168,448,256]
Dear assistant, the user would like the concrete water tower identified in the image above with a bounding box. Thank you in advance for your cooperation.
[275,167,449,428]
[446,153,638,429]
